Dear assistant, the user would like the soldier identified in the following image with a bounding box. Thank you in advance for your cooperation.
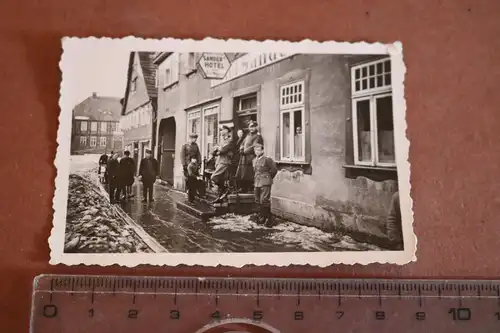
[180,133,201,179]
[211,125,233,203]
[235,121,264,192]
[252,143,278,227]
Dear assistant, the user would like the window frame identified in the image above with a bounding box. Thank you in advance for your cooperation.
[278,80,306,163]
[100,136,107,147]
[90,121,98,132]
[351,58,396,168]
[79,136,87,146]
[162,53,180,88]
[90,136,97,147]
[80,121,87,132]
[100,122,107,133]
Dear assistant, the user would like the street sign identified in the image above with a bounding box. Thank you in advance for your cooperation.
[197,53,231,80]
[31,275,500,333]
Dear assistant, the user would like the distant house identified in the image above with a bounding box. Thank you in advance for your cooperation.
[71,93,123,155]
[120,52,158,173]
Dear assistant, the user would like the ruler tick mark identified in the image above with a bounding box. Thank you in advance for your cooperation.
[257,284,260,307]
[418,286,422,307]
[337,289,342,306]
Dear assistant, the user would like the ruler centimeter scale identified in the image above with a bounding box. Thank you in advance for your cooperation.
[31,275,500,332]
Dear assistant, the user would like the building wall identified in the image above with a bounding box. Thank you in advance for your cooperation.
[157,53,398,238]
[122,53,152,147]
[71,119,120,154]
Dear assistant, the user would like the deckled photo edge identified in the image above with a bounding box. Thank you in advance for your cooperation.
[50,37,415,267]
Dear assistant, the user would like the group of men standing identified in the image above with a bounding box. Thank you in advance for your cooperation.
[98,149,159,204]
[180,121,278,227]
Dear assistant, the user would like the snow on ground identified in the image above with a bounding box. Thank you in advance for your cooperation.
[70,154,102,173]
[208,214,382,251]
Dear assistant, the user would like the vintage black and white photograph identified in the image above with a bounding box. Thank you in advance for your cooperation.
[50,37,414,266]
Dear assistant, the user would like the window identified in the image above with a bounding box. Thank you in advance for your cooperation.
[100,137,107,147]
[162,53,180,87]
[187,53,196,72]
[131,77,138,93]
[115,121,120,132]
[90,121,98,132]
[107,122,114,133]
[351,58,395,167]
[79,136,87,146]
[235,94,258,131]
[187,110,201,140]
[80,121,87,131]
[90,136,97,147]
[100,122,107,133]
[279,81,305,162]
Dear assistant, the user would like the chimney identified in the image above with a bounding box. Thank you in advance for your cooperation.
[92,92,97,98]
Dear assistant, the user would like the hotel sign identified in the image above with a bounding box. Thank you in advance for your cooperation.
[197,53,231,80]
[210,52,295,87]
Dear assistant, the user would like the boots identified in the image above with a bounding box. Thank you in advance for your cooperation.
[263,206,276,228]
[256,205,267,225]
[211,185,226,204]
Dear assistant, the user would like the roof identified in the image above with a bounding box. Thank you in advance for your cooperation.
[73,95,122,121]
[138,52,158,98]
[121,52,158,115]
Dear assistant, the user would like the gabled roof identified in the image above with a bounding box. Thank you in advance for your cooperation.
[138,52,158,98]
[121,52,157,115]
[73,95,122,121]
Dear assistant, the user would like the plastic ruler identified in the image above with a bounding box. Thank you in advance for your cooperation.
[30,274,500,332]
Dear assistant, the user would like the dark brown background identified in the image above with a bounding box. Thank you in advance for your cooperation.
[1,0,499,331]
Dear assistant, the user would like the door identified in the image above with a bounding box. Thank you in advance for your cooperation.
[160,117,176,184]
[202,106,219,161]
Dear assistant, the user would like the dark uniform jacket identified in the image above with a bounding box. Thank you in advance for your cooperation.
[253,155,278,187]
[139,157,159,183]
[99,154,108,165]
[106,158,120,182]
[187,161,200,177]
[180,142,201,167]
[119,156,136,186]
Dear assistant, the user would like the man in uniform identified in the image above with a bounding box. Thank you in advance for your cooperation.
[180,133,201,180]
[235,121,264,192]
[106,152,121,204]
[138,149,159,203]
[252,143,278,227]
[211,125,233,203]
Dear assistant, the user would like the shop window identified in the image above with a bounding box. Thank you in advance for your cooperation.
[351,58,395,168]
[79,136,87,146]
[100,137,107,147]
[279,81,306,163]
[90,136,97,147]
[80,121,87,132]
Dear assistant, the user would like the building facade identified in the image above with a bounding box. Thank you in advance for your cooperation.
[120,52,158,174]
[71,93,123,154]
[155,52,398,239]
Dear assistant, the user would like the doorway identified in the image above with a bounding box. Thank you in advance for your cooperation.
[159,117,176,185]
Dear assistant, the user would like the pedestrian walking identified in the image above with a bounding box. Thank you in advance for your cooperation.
[180,133,201,178]
[186,157,203,204]
[98,151,109,183]
[235,121,263,193]
[138,149,159,203]
[211,125,234,203]
[119,150,136,200]
[252,143,278,227]
[106,153,121,204]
